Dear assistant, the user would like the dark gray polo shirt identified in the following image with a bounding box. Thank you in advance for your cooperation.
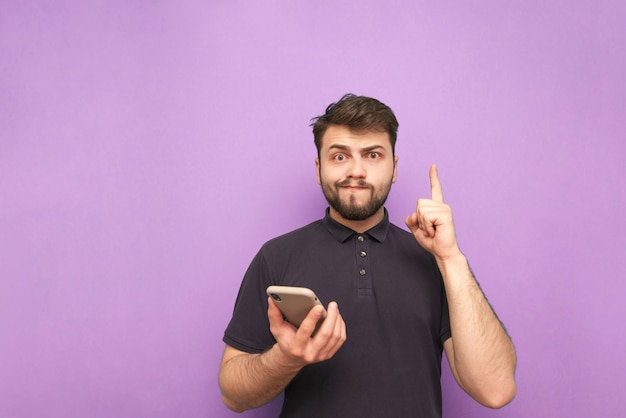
[224,209,451,418]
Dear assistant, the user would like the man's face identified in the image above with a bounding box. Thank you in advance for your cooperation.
[316,125,397,221]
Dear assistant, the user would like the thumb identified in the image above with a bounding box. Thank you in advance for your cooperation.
[405,213,418,229]
[267,297,284,323]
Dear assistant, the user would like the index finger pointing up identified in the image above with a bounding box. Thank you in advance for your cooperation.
[430,164,444,202]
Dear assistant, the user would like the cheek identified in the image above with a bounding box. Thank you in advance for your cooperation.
[319,165,342,182]
[372,164,395,182]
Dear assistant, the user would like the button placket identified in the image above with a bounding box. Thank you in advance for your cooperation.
[355,234,372,295]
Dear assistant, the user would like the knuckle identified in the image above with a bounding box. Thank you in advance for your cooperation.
[303,352,318,363]
[291,347,304,358]
[315,327,332,340]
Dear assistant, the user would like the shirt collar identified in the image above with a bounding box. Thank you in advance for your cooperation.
[323,207,390,243]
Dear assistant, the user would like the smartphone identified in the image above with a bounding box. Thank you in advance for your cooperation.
[266,285,327,333]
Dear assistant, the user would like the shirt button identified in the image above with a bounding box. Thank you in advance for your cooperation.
[357,235,364,242]
[359,269,366,276]
[360,251,367,257]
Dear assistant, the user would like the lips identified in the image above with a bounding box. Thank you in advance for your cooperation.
[342,185,368,192]
[336,180,371,189]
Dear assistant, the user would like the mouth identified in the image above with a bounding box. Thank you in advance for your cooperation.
[337,180,370,191]
[342,185,369,192]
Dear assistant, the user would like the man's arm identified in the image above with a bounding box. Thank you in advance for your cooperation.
[218,344,301,412]
[439,255,517,408]
[218,298,346,412]
[405,165,517,408]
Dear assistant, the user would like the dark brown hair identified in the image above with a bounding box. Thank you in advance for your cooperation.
[310,94,399,155]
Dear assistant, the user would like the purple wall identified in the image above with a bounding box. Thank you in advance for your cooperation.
[1,1,625,417]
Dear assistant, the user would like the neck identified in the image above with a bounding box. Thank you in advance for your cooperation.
[328,207,385,233]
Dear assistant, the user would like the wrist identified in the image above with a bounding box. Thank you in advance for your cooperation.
[434,249,465,265]
[267,343,305,373]
[435,252,475,289]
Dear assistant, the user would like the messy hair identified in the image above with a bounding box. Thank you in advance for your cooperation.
[310,94,399,155]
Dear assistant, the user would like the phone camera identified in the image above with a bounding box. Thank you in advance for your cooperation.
[270,293,282,302]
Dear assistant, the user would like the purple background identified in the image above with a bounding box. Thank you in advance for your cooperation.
[1,1,625,417]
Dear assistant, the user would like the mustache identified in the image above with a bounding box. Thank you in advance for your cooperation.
[336,179,372,188]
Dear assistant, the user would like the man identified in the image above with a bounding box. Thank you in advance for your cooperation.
[219,94,517,417]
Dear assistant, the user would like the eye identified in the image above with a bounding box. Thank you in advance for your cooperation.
[334,154,346,161]
[368,152,380,159]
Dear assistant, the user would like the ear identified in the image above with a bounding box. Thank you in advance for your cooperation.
[315,157,321,185]
[392,155,398,183]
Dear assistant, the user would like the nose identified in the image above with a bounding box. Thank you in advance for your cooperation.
[347,157,366,179]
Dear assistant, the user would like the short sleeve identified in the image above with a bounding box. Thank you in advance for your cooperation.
[223,247,276,353]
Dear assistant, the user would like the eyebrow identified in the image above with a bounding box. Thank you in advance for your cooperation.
[327,144,386,153]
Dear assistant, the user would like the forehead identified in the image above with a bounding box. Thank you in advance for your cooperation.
[320,125,392,151]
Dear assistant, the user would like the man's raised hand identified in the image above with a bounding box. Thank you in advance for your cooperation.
[405,164,461,261]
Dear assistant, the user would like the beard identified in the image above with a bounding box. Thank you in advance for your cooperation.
[320,177,393,221]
